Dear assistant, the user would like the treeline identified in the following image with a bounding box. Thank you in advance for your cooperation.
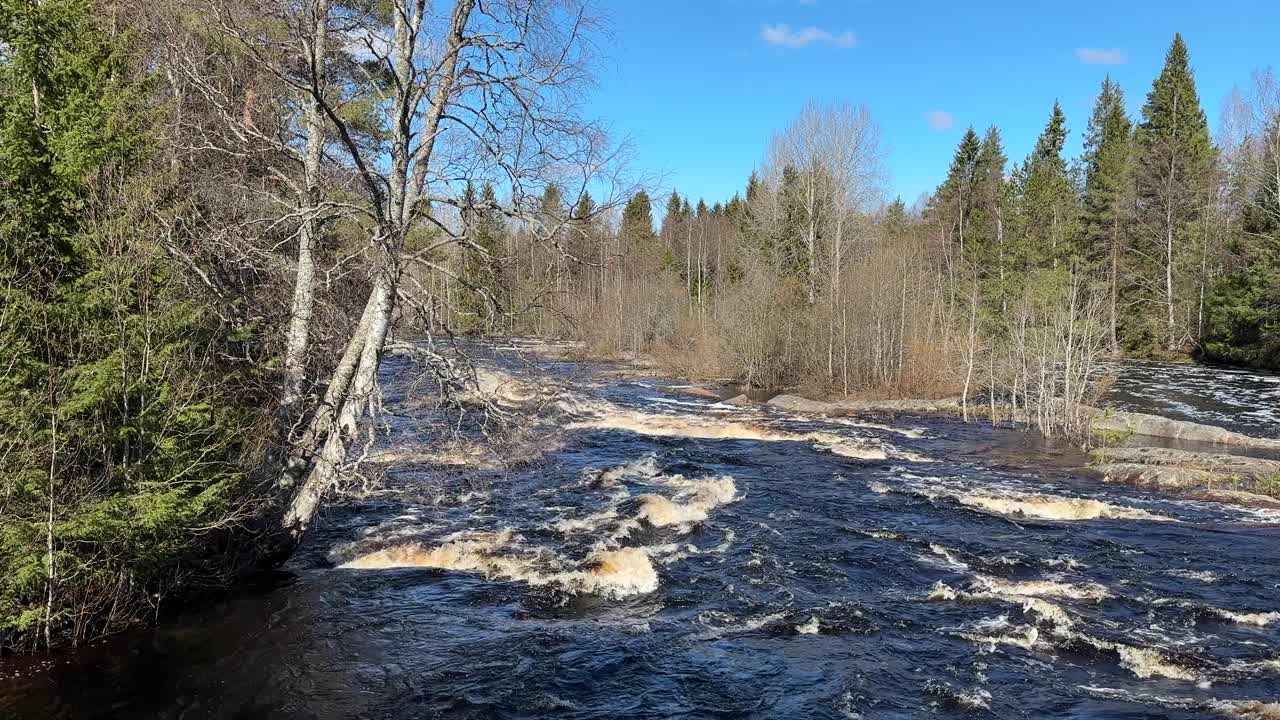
[440,103,959,395]
[434,34,1278,398]
[927,34,1280,371]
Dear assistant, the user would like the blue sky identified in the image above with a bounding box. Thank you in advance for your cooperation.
[585,0,1280,209]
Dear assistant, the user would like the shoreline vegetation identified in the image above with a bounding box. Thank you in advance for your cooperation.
[2,0,1277,657]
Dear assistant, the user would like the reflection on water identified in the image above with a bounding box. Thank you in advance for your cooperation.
[2,350,1278,719]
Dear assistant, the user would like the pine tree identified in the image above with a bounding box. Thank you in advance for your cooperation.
[1081,77,1134,352]
[1133,33,1216,353]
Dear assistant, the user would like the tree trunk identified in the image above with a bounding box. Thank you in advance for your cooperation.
[282,0,331,411]
[281,275,395,542]
[1109,215,1120,353]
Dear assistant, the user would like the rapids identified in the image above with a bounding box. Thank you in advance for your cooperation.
[1104,360,1280,440]
[1,348,1278,719]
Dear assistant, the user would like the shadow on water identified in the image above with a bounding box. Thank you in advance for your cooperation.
[2,347,1278,719]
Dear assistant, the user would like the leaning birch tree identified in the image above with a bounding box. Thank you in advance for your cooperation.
[270,0,622,546]
[157,0,627,550]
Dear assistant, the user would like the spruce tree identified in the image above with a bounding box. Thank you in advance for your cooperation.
[1019,101,1078,269]
[658,190,685,271]
[1133,33,1216,353]
[884,197,909,238]
[661,190,683,246]
[937,127,982,258]
[925,128,982,306]
[970,126,1008,280]
[1204,116,1280,369]
[1081,77,1134,352]
[459,183,505,333]
[569,191,601,299]
[621,190,656,247]
[776,164,811,278]
[1,0,257,648]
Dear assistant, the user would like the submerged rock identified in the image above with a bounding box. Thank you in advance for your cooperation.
[657,384,722,400]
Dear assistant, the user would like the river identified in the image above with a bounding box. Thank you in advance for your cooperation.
[2,347,1278,719]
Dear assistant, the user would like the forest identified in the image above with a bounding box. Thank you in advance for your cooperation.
[1,0,1278,655]
[487,35,1279,388]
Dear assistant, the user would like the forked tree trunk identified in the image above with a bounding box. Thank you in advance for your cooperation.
[282,275,395,541]
[275,0,476,548]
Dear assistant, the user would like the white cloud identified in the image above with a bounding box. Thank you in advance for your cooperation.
[925,110,954,131]
[761,24,856,49]
[1075,47,1127,65]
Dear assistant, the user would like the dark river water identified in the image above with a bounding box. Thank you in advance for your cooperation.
[2,349,1278,719]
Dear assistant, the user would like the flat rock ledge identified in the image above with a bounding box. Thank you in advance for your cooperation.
[766,394,962,415]
[1093,447,1280,479]
[1089,409,1280,449]
[1091,448,1280,509]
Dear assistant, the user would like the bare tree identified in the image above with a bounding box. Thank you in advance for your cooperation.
[270,0,633,544]
[765,101,884,390]
[1221,68,1280,230]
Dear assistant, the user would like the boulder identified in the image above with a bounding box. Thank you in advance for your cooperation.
[723,394,752,407]
[766,394,836,414]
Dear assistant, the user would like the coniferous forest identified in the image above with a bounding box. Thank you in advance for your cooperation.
[1,0,1278,656]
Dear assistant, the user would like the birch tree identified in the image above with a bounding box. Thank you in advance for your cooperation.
[766,101,883,389]
[151,0,625,548]
[265,0,623,545]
